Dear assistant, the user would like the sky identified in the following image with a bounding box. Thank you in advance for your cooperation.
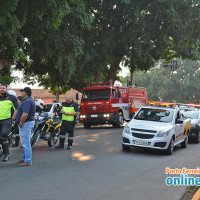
[10,66,130,89]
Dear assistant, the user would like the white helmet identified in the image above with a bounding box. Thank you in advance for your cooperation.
[7,90,16,97]
[35,99,45,109]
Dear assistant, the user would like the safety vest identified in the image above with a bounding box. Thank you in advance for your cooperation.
[0,99,15,120]
[62,107,75,121]
[129,102,136,114]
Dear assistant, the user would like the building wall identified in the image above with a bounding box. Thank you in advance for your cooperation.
[10,88,82,103]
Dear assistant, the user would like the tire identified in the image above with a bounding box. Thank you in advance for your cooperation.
[122,144,130,152]
[166,138,174,155]
[31,130,41,146]
[195,133,200,144]
[83,123,91,129]
[181,136,188,148]
[9,134,17,146]
[48,128,60,147]
[113,112,124,128]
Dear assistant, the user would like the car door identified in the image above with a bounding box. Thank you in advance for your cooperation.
[175,111,184,142]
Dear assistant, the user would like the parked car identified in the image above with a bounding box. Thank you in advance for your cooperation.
[180,106,200,143]
[122,104,191,155]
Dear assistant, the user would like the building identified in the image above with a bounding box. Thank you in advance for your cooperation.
[10,88,82,103]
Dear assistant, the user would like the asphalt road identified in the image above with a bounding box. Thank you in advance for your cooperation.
[0,125,200,200]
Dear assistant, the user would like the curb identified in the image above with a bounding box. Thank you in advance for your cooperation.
[192,188,200,200]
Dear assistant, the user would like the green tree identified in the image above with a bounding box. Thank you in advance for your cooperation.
[134,60,200,103]
[82,0,200,82]
[0,66,14,85]
[1,0,200,92]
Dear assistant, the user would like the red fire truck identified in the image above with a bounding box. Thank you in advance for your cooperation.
[79,81,148,128]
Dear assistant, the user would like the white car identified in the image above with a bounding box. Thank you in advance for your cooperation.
[122,106,191,155]
[180,106,200,143]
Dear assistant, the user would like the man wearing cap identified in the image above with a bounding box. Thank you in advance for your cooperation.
[16,87,36,166]
[0,84,19,162]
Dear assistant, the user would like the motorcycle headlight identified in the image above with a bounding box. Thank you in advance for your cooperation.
[156,130,170,137]
[123,125,130,134]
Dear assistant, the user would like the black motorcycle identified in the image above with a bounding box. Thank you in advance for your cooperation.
[31,112,49,146]
[31,112,62,147]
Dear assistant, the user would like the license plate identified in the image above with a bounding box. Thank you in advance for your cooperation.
[133,140,149,146]
[91,114,97,118]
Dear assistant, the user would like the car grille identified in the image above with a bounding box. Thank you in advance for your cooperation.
[131,128,157,133]
[85,105,106,112]
[131,128,157,139]
[132,132,154,139]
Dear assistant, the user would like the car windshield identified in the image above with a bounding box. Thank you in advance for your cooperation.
[134,108,174,123]
[43,104,52,112]
[180,110,199,119]
[82,89,110,101]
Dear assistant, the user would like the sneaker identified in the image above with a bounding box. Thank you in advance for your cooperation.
[2,155,9,162]
[18,162,32,166]
[67,146,72,150]
[17,160,24,164]
[55,144,64,149]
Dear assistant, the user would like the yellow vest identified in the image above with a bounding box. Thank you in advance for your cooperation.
[0,100,14,120]
[62,107,75,121]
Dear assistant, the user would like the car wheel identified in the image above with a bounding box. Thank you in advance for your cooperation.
[181,136,188,148]
[122,144,130,152]
[166,138,174,155]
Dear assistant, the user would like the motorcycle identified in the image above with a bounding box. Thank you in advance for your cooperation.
[31,112,49,146]
[31,112,62,147]
[8,122,19,147]
[46,115,62,147]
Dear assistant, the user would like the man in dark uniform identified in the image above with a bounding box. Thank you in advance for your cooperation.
[55,95,79,150]
[0,84,19,162]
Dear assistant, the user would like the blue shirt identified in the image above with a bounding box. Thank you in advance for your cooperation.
[16,97,36,124]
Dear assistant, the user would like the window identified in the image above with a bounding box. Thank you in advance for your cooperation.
[135,108,174,123]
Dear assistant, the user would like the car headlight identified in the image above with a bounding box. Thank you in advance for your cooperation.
[123,125,130,134]
[156,130,170,137]
[80,115,86,119]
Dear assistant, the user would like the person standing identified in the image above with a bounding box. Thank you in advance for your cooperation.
[0,84,19,162]
[55,95,79,150]
[129,99,136,119]
[16,87,36,166]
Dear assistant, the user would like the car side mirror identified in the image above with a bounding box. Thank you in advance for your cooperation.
[176,119,183,124]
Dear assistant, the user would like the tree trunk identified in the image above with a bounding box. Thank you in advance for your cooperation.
[55,91,60,102]
[108,58,122,81]
[0,60,12,70]
[131,72,135,87]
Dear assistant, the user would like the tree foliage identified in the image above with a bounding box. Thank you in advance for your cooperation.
[0,66,14,85]
[134,60,200,103]
[1,0,200,92]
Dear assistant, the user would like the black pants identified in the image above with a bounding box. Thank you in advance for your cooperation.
[0,119,11,141]
[0,119,11,156]
[59,121,75,146]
